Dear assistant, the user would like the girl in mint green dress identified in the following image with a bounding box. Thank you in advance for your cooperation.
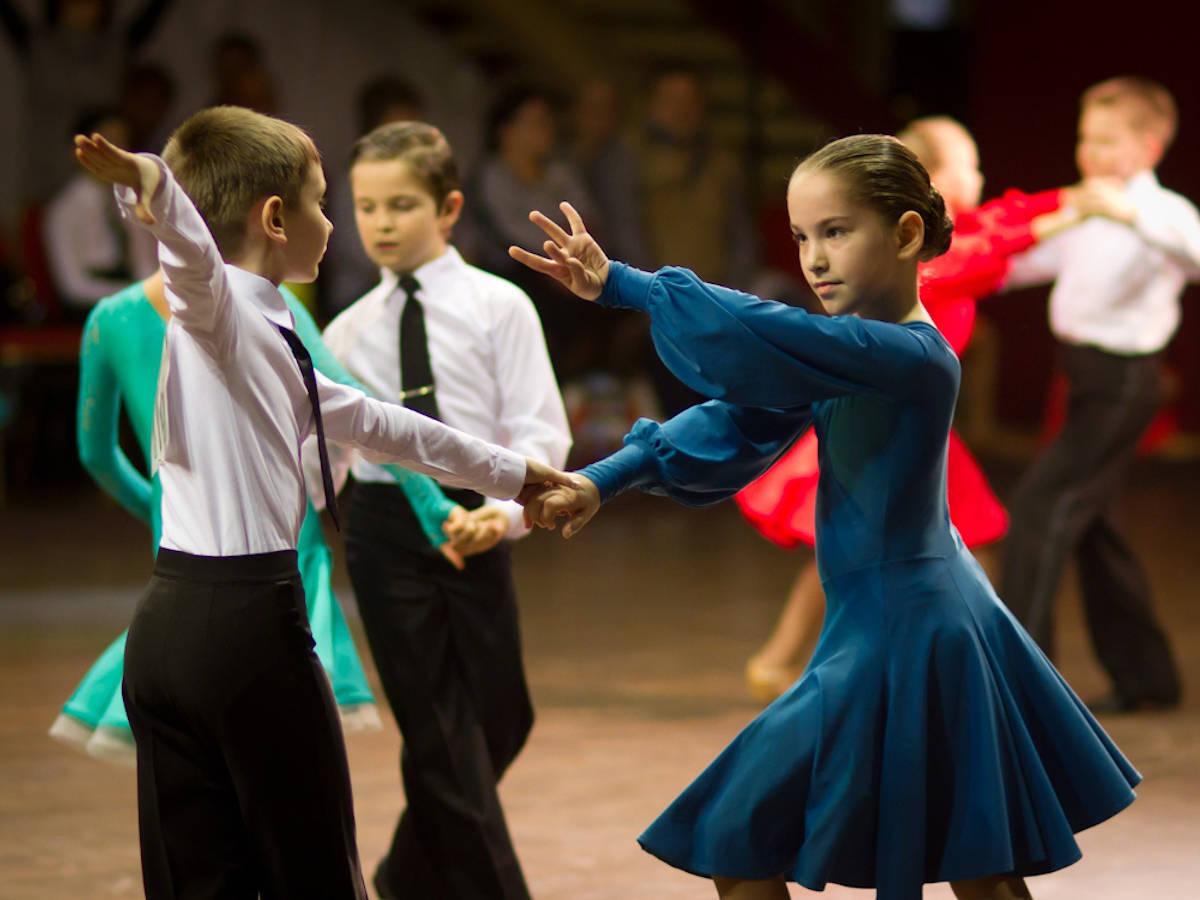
[51,275,461,764]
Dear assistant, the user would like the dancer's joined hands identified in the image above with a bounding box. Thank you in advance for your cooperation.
[519,474,601,539]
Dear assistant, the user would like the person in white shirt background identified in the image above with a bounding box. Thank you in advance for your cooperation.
[43,109,157,315]
[323,121,570,900]
[74,108,568,900]
[1001,76,1197,714]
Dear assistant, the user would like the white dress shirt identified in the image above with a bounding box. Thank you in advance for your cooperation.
[44,174,157,307]
[119,156,526,557]
[1005,170,1200,355]
[323,247,571,538]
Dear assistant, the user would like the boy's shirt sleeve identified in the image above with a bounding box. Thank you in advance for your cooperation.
[313,370,527,500]
[114,155,237,353]
[1130,190,1200,278]
[484,287,572,539]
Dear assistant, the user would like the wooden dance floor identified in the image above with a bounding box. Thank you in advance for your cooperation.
[2,461,1198,899]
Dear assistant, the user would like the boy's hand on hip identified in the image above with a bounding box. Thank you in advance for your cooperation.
[74,133,160,225]
[508,201,609,301]
[451,506,509,557]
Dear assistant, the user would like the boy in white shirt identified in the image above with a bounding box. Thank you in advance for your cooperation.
[1002,76,1196,712]
[323,121,570,900]
[73,107,566,900]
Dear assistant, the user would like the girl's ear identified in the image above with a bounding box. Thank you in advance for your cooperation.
[260,195,287,246]
[896,210,925,260]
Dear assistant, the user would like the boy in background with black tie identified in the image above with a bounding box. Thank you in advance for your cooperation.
[74,108,566,900]
[323,122,570,900]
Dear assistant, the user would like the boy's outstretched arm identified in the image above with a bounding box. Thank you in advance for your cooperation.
[76,133,236,342]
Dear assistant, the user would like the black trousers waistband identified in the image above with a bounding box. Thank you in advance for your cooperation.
[153,547,299,582]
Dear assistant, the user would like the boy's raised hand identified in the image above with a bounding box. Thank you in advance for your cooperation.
[74,132,160,225]
[508,202,610,301]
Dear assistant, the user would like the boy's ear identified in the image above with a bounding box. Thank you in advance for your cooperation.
[259,195,287,246]
[438,189,465,238]
[896,210,925,260]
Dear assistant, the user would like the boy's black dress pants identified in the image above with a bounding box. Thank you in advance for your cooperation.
[123,548,366,900]
[347,481,533,900]
[1001,342,1182,705]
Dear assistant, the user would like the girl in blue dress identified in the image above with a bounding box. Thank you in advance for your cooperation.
[509,135,1140,900]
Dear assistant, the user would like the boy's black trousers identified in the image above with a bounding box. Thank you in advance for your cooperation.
[1001,342,1182,705]
[346,481,534,900]
[123,547,367,900]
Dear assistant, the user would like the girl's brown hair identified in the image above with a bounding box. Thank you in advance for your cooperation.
[794,134,953,261]
[349,121,460,209]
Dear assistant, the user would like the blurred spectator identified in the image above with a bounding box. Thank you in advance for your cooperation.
[120,61,175,152]
[42,109,156,316]
[569,77,646,267]
[209,30,276,113]
[637,67,757,288]
[0,0,171,204]
[323,74,428,315]
[458,85,599,379]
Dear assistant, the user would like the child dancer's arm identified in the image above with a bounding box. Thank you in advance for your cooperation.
[76,306,154,524]
[74,135,237,347]
[315,373,569,500]
[284,290,463,559]
[522,400,812,538]
[510,203,947,411]
[1074,178,1200,276]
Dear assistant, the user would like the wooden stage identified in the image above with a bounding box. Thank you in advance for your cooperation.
[2,461,1197,898]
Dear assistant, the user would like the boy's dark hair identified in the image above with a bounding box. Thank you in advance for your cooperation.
[162,106,320,258]
[350,121,460,208]
[796,134,953,262]
[357,76,424,136]
[1083,76,1178,150]
[484,85,555,152]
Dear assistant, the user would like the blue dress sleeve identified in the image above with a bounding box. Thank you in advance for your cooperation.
[283,291,458,547]
[598,263,949,409]
[580,401,812,506]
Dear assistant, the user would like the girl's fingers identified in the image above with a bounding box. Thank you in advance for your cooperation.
[529,210,571,247]
[508,245,566,277]
[560,201,586,235]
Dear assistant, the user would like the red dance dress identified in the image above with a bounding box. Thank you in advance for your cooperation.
[737,189,1062,549]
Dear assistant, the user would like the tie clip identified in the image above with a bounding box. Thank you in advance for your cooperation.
[398,384,435,401]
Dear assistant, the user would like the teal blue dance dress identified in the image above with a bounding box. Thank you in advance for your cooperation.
[52,281,458,764]
[581,264,1140,899]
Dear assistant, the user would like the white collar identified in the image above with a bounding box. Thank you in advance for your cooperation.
[378,246,466,302]
[226,265,294,328]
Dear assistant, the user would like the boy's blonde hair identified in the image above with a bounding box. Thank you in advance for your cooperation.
[896,116,971,172]
[1082,77,1178,150]
[162,106,320,257]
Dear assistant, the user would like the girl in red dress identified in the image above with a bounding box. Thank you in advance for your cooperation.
[740,117,1083,701]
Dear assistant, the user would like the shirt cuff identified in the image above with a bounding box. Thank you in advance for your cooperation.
[484,497,532,540]
[490,450,528,501]
[598,262,656,312]
[578,441,656,503]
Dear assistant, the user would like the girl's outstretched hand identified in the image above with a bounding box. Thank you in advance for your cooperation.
[507,201,610,301]
[74,133,160,225]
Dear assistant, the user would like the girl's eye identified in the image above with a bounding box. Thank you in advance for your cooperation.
[827,227,845,238]
[792,233,805,244]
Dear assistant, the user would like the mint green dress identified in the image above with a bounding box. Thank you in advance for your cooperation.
[51,282,458,765]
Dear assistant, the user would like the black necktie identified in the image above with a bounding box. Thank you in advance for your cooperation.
[275,324,340,531]
[398,274,440,421]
